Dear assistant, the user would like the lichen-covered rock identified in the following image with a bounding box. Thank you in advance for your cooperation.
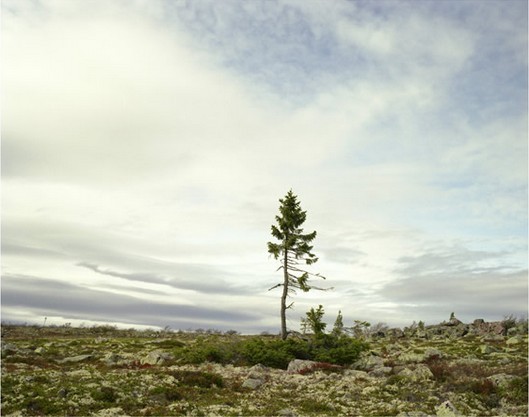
[369,366,392,377]
[278,408,297,416]
[242,377,264,390]
[353,354,384,371]
[487,373,517,389]
[287,359,319,374]
[398,364,434,381]
[436,400,459,416]
[140,350,173,365]
[506,336,523,345]
[57,354,93,364]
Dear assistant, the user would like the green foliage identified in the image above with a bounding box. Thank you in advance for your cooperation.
[332,310,344,336]
[173,337,239,364]
[240,337,309,369]
[309,334,369,365]
[268,190,326,339]
[301,305,327,335]
[91,386,117,403]
[240,334,367,369]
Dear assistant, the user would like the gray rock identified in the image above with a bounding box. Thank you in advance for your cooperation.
[481,334,504,342]
[287,359,319,374]
[353,354,384,371]
[343,369,369,379]
[398,364,433,381]
[103,353,124,366]
[398,352,425,363]
[57,354,93,364]
[278,408,297,417]
[242,378,264,390]
[480,344,498,354]
[369,366,392,377]
[436,400,459,416]
[2,343,18,353]
[140,350,173,365]
[424,348,444,360]
[506,336,523,345]
[487,373,517,390]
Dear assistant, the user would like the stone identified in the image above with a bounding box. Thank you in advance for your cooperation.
[398,364,433,381]
[436,400,459,416]
[353,354,384,371]
[424,348,444,361]
[506,336,522,345]
[287,359,319,374]
[57,354,93,364]
[103,353,124,366]
[481,334,504,342]
[91,407,125,417]
[278,408,297,417]
[241,378,264,390]
[480,345,498,354]
[398,352,425,363]
[2,343,18,353]
[487,373,517,390]
[343,369,369,379]
[34,347,46,354]
[369,366,392,377]
[140,350,173,365]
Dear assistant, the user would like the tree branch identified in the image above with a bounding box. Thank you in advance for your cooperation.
[267,283,282,291]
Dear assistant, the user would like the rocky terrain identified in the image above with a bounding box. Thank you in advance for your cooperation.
[1,318,527,416]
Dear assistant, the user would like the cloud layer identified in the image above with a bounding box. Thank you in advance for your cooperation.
[2,0,527,331]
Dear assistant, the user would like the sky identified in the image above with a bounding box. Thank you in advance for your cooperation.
[2,0,527,334]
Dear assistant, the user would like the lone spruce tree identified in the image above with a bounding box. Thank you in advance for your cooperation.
[267,190,326,340]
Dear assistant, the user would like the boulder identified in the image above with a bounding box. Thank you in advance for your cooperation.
[241,378,264,390]
[103,353,125,366]
[1,343,18,353]
[480,345,499,354]
[353,354,384,371]
[369,366,392,377]
[506,336,523,345]
[141,350,173,365]
[436,400,459,416]
[287,359,319,374]
[398,364,434,381]
[57,354,93,364]
[487,373,517,390]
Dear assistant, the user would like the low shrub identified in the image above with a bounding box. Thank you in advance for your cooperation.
[170,370,224,388]
[240,334,368,369]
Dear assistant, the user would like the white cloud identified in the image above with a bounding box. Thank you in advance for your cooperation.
[2,0,526,331]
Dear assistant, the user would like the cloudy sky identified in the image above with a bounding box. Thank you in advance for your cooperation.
[2,0,527,333]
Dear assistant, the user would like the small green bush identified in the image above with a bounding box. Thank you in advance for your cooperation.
[240,334,367,369]
[170,370,224,388]
[91,386,117,403]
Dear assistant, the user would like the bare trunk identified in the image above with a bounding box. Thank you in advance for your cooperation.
[280,248,289,340]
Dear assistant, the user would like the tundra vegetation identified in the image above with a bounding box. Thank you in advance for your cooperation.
[1,314,527,416]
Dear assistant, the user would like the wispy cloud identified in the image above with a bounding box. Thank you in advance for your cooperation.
[2,0,526,330]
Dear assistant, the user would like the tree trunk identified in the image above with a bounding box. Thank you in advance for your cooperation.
[280,249,289,340]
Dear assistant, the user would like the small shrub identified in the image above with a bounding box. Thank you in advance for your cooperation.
[170,370,224,388]
[149,386,183,402]
[500,377,529,405]
[91,386,117,403]
[425,357,451,382]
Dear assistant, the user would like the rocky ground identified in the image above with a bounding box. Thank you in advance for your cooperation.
[1,321,527,416]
